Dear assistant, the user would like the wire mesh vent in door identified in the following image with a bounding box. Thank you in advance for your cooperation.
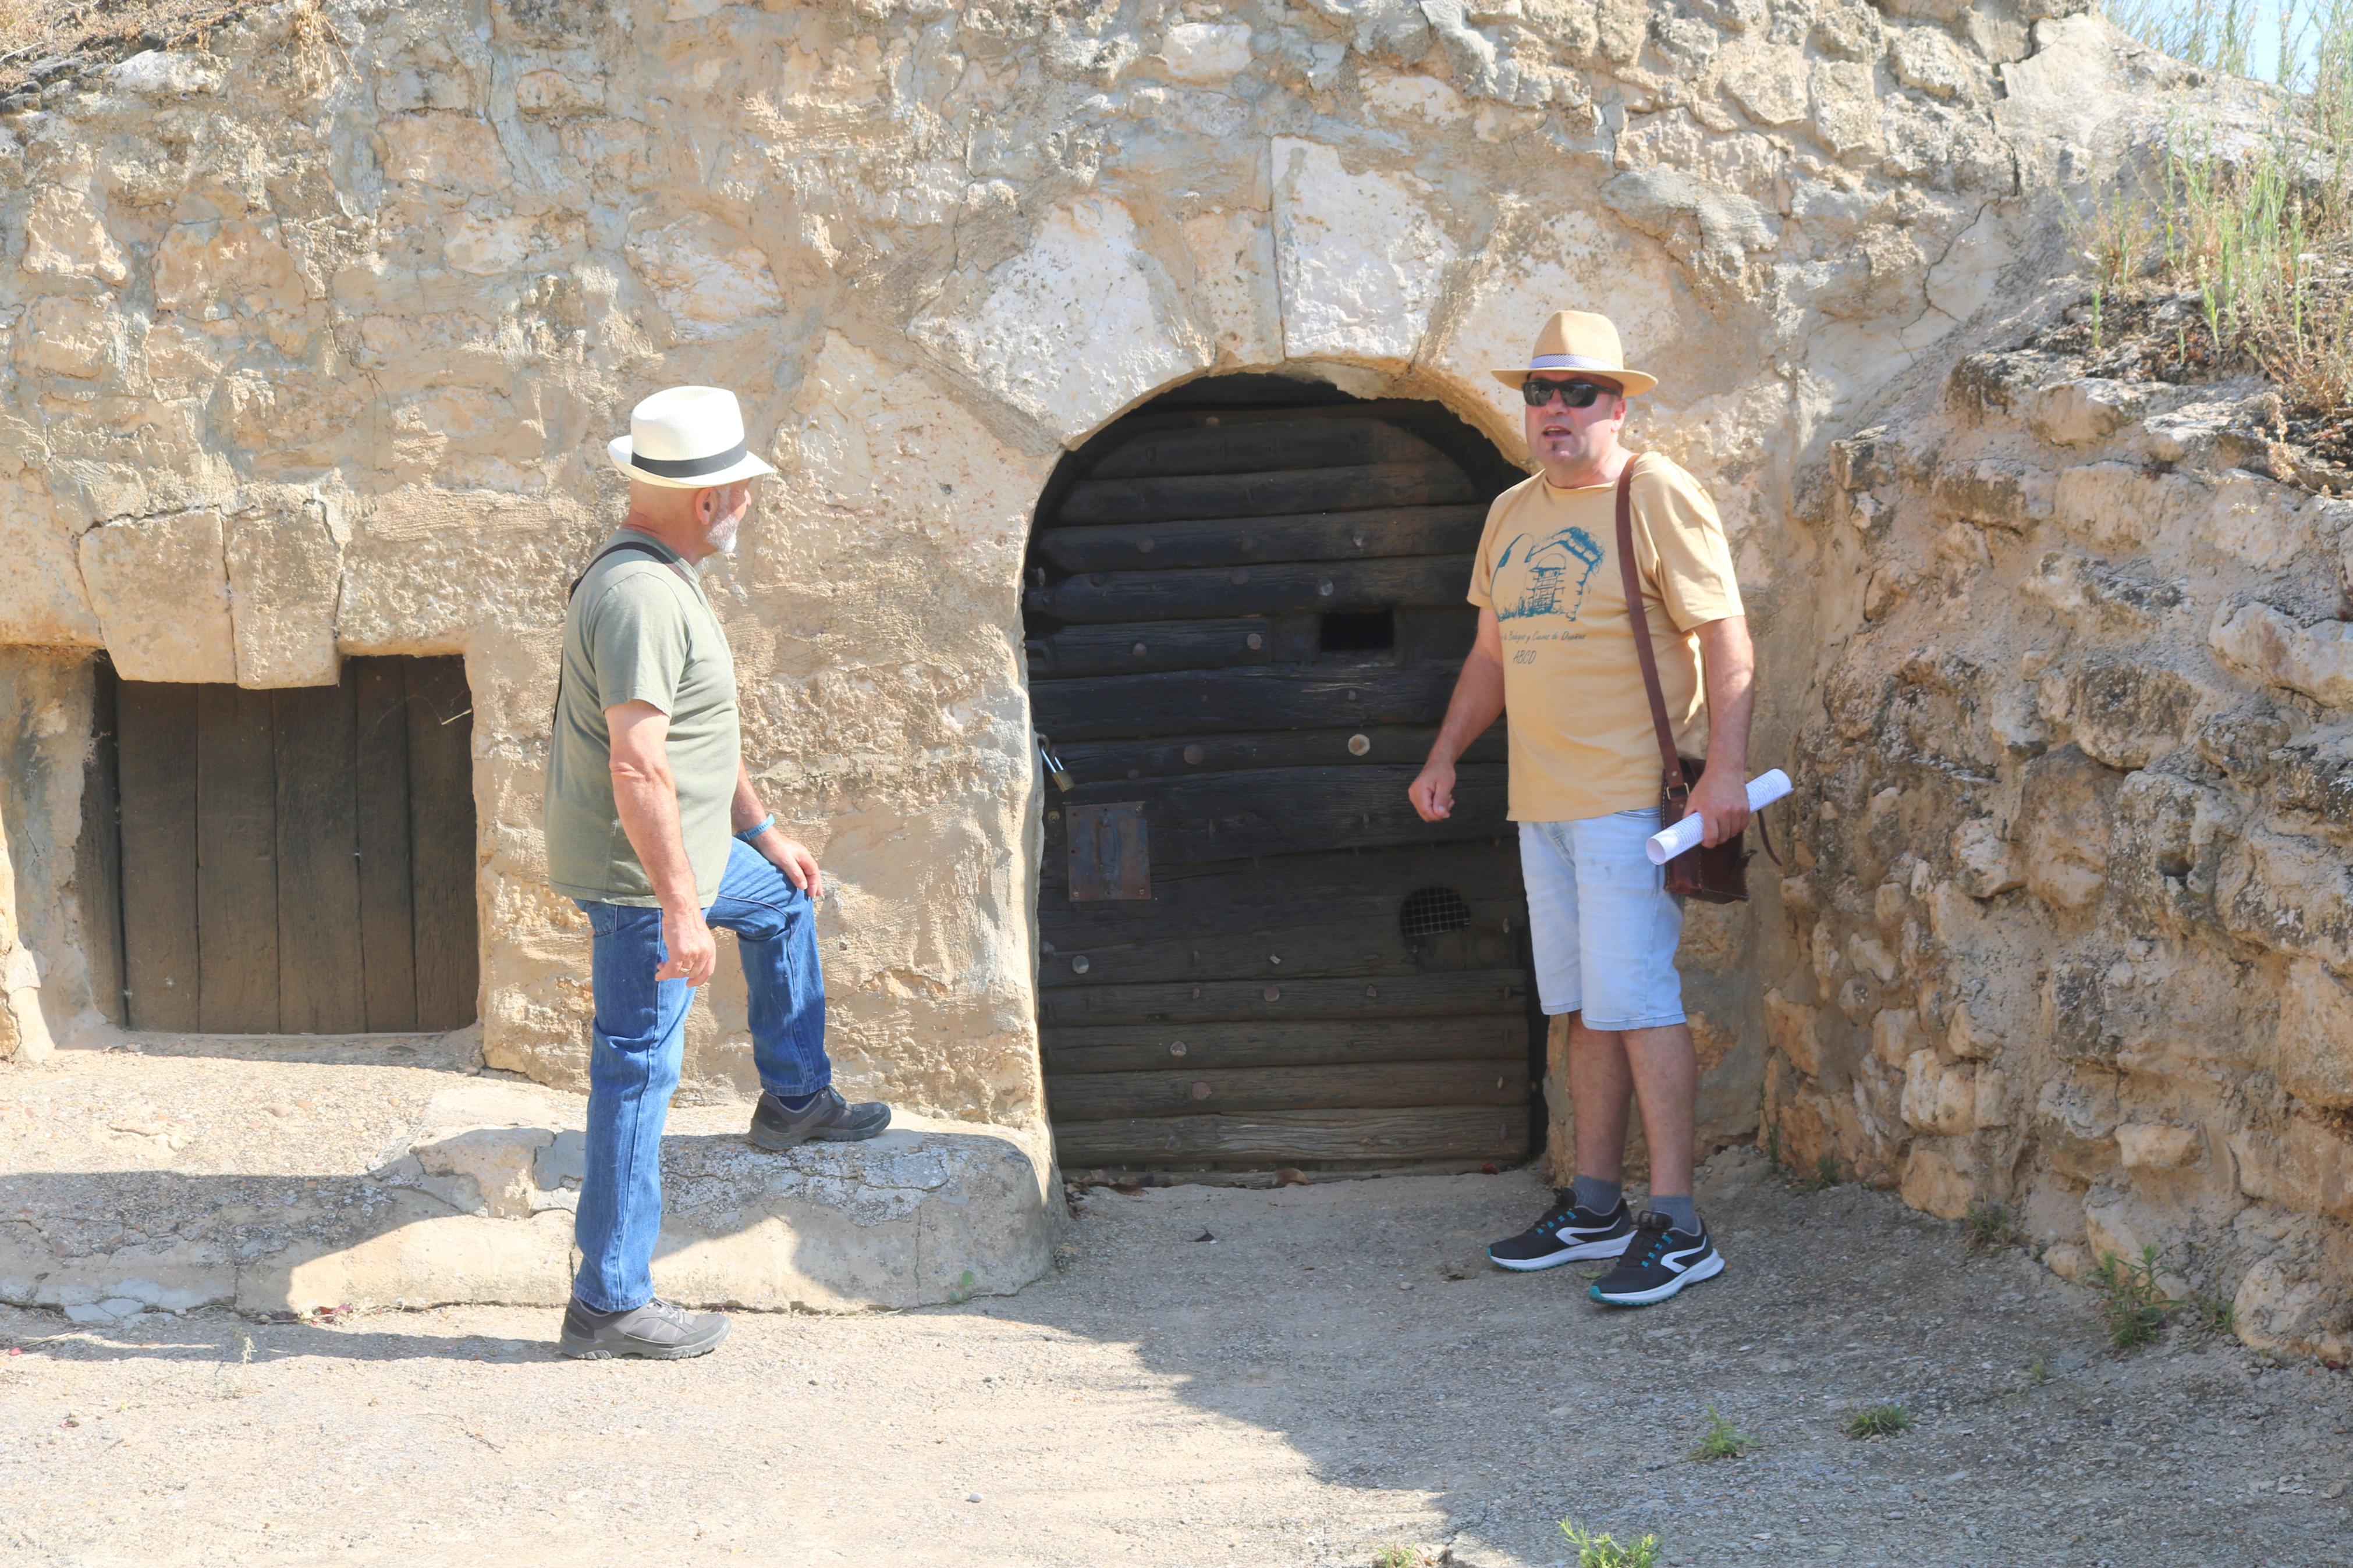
[1399,886,1473,940]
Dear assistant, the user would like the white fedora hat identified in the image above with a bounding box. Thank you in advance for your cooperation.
[606,385,779,489]
[1490,310,1657,396]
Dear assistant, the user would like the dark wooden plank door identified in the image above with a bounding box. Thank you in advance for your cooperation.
[101,657,477,1035]
[1027,390,1539,1171]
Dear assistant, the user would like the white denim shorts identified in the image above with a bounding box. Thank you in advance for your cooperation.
[1518,809,1686,1031]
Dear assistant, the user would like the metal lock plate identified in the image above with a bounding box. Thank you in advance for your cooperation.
[1066,802,1152,902]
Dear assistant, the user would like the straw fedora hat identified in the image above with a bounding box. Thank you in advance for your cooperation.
[607,386,779,489]
[1490,310,1657,397]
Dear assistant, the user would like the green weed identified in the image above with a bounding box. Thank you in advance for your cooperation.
[2026,1356,2051,1385]
[1371,1545,1442,1568]
[1690,1406,1755,1462]
[1559,1521,1662,1568]
[1846,1403,1912,1439]
[2091,1246,2177,1352]
[1964,1201,2022,1253]
[2196,1292,2238,1335]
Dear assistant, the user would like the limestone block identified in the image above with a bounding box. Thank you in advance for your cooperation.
[377,111,514,193]
[2230,1116,2353,1223]
[651,1117,1057,1311]
[2023,552,2185,634]
[2233,1257,2353,1366]
[1762,987,1822,1077]
[2036,658,2198,770]
[1900,1142,1976,1219]
[2211,602,2353,708]
[1972,1068,2010,1128]
[108,50,223,97]
[515,68,605,116]
[2221,828,2353,976]
[338,487,594,651]
[1932,458,2052,530]
[1723,46,1811,125]
[19,186,129,285]
[151,217,310,316]
[0,1227,235,1313]
[2025,378,2148,446]
[1888,26,1981,102]
[2052,461,2201,550]
[441,212,535,276]
[1600,166,1777,290]
[626,213,784,340]
[2201,470,2336,571]
[1180,209,1280,366]
[1872,1007,1925,1068]
[1900,1048,1973,1134]
[0,475,102,646]
[244,1198,576,1314]
[1161,21,1252,82]
[17,294,119,380]
[1273,138,1457,367]
[2275,959,2353,1111]
[225,507,341,688]
[1812,2,1884,59]
[2109,769,2237,936]
[2116,1123,2200,1169]
[78,511,237,682]
[1946,997,2007,1061]
[1950,817,2020,898]
[2015,745,2113,911]
[911,197,1205,442]
[1809,60,1884,156]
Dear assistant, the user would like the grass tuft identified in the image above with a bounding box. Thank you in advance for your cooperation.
[1964,1200,2022,1253]
[1371,1545,1443,1568]
[2091,1245,2177,1352]
[1559,1521,1662,1568]
[2196,1291,2238,1335]
[1845,1402,1912,1439]
[1690,1406,1755,1462]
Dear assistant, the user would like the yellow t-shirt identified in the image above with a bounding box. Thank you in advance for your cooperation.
[1467,452,1743,823]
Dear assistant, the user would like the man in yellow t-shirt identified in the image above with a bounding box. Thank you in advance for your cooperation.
[1408,310,1755,1308]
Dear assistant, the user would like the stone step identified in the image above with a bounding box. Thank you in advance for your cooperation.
[1,1047,1059,1321]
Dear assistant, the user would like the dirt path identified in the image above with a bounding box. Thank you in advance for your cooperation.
[5,1151,2350,1567]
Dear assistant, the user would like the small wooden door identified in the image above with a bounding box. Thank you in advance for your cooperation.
[1027,383,1539,1170]
[86,656,479,1034]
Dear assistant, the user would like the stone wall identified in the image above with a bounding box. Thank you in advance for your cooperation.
[0,2,2242,1177]
[1773,346,2353,1364]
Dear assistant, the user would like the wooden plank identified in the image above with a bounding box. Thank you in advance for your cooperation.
[1039,908,1521,989]
[1039,841,1525,939]
[1047,721,1505,785]
[272,675,365,1034]
[118,683,208,1033]
[1053,1105,1529,1166]
[1027,553,1474,625]
[1034,505,1488,571]
[1029,617,1311,680]
[406,657,478,1031]
[353,658,417,1033]
[1055,461,1479,526]
[1046,764,1510,864]
[73,658,126,1025]
[1044,1016,1529,1075]
[196,685,279,1034]
[1084,418,1442,479]
[1049,1058,1529,1121]
[1029,664,1459,741]
[1038,968,1529,1028]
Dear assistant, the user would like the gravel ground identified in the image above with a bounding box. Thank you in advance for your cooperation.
[5,1149,2351,1568]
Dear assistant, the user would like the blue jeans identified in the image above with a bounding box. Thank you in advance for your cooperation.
[1518,810,1687,1032]
[570,838,831,1312]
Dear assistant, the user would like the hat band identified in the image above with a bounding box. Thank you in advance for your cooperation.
[630,440,749,480]
[1527,354,1621,374]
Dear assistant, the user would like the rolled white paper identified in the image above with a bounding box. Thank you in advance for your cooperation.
[1645,769,1793,865]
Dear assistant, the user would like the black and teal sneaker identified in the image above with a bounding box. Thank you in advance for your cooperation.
[1486,1191,1636,1272]
[1587,1211,1724,1306]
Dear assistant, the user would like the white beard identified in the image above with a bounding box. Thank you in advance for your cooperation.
[709,514,741,557]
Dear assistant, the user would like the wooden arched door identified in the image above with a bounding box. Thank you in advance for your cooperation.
[1026,379,1541,1172]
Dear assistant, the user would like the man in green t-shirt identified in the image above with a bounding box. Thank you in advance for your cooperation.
[546,385,890,1362]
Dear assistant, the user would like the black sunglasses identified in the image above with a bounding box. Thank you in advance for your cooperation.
[1520,379,1616,408]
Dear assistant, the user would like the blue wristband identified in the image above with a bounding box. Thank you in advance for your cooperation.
[736,813,776,844]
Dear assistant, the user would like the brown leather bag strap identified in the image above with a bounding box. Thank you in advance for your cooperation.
[1614,454,1687,805]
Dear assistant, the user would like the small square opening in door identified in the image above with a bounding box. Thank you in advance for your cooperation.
[79,655,479,1035]
[1319,608,1394,653]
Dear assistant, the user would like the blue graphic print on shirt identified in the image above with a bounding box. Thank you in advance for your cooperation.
[1495,526,1606,621]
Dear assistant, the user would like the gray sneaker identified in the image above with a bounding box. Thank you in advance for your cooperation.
[747,1087,892,1151]
[558,1296,729,1360]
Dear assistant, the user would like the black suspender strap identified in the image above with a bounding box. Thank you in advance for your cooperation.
[552,539,698,731]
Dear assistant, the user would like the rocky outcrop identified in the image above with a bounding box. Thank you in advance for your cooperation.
[1772,344,2353,1366]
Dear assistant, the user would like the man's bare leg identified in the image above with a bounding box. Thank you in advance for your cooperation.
[1565,1011,1634,1185]
[1623,1022,1697,1203]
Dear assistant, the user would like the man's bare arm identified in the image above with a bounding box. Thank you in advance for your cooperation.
[731,762,823,898]
[608,701,717,986]
[1408,606,1507,823]
[1688,615,1756,848]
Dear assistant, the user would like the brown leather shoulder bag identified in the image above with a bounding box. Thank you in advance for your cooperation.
[1614,456,1751,905]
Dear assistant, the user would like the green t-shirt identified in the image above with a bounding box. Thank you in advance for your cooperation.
[543,528,740,907]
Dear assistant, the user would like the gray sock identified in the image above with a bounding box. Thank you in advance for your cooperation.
[1646,1194,1700,1233]
[1570,1175,1623,1214]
